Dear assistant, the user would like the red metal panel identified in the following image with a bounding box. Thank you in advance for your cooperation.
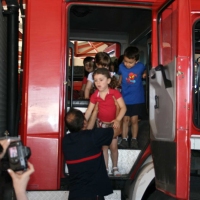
[151,10,159,68]
[65,0,167,5]
[176,57,190,199]
[27,137,59,190]
[20,0,67,189]
[176,57,190,130]
[176,0,191,199]
[25,0,62,134]
[191,1,200,11]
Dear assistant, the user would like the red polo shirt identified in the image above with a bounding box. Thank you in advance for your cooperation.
[90,88,122,122]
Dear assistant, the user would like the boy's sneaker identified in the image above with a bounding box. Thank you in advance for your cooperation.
[118,139,129,149]
[130,139,138,149]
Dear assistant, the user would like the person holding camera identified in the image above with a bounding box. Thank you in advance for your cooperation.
[0,139,34,200]
[63,103,121,200]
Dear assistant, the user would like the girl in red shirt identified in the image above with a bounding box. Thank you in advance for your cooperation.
[85,68,126,176]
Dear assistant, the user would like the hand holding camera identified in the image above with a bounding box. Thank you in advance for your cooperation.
[0,138,31,171]
[8,161,35,200]
[8,140,31,171]
[0,139,34,200]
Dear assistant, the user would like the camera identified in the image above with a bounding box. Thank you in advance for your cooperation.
[0,140,31,172]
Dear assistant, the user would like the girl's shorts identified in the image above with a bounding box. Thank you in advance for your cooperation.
[96,119,117,139]
[96,118,113,128]
[125,103,147,118]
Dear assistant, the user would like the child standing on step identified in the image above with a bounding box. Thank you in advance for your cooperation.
[118,46,146,149]
[85,68,126,176]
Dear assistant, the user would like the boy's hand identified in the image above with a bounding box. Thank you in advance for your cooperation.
[142,71,147,79]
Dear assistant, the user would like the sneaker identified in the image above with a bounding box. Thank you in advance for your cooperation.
[130,139,138,149]
[118,139,129,149]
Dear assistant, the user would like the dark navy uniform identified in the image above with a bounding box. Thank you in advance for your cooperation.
[62,127,113,200]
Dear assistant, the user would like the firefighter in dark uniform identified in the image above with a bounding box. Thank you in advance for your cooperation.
[63,106,121,200]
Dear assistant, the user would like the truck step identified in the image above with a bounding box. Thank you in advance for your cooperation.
[107,149,141,176]
[27,190,121,200]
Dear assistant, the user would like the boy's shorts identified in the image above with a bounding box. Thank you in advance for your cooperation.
[125,103,147,119]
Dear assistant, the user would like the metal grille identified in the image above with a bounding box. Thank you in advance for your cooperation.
[0,3,7,136]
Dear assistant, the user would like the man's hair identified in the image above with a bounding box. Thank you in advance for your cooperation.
[124,46,139,61]
[65,108,85,133]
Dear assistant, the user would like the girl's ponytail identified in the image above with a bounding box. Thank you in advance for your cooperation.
[109,76,118,89]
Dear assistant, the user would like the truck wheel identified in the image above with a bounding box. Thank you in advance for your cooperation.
[129,161,155,200]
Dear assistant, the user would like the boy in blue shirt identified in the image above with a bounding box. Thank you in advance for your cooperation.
[118,46,146,149]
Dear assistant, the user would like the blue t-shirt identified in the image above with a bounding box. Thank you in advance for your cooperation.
[118,62,146,105]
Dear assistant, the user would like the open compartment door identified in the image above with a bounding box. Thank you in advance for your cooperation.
[150,0,191,199]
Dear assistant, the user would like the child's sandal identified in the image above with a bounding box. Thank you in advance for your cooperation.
[106,168,109,174]
[112,167,121,177]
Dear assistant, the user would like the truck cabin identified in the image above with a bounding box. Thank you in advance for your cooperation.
[64,2,200,199]
[64,4,152,198]
[66,4,151,118]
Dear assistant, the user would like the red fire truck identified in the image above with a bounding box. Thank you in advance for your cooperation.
[1,0,200,199]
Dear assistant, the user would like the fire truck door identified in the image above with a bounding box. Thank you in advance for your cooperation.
[150,0,191,199]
